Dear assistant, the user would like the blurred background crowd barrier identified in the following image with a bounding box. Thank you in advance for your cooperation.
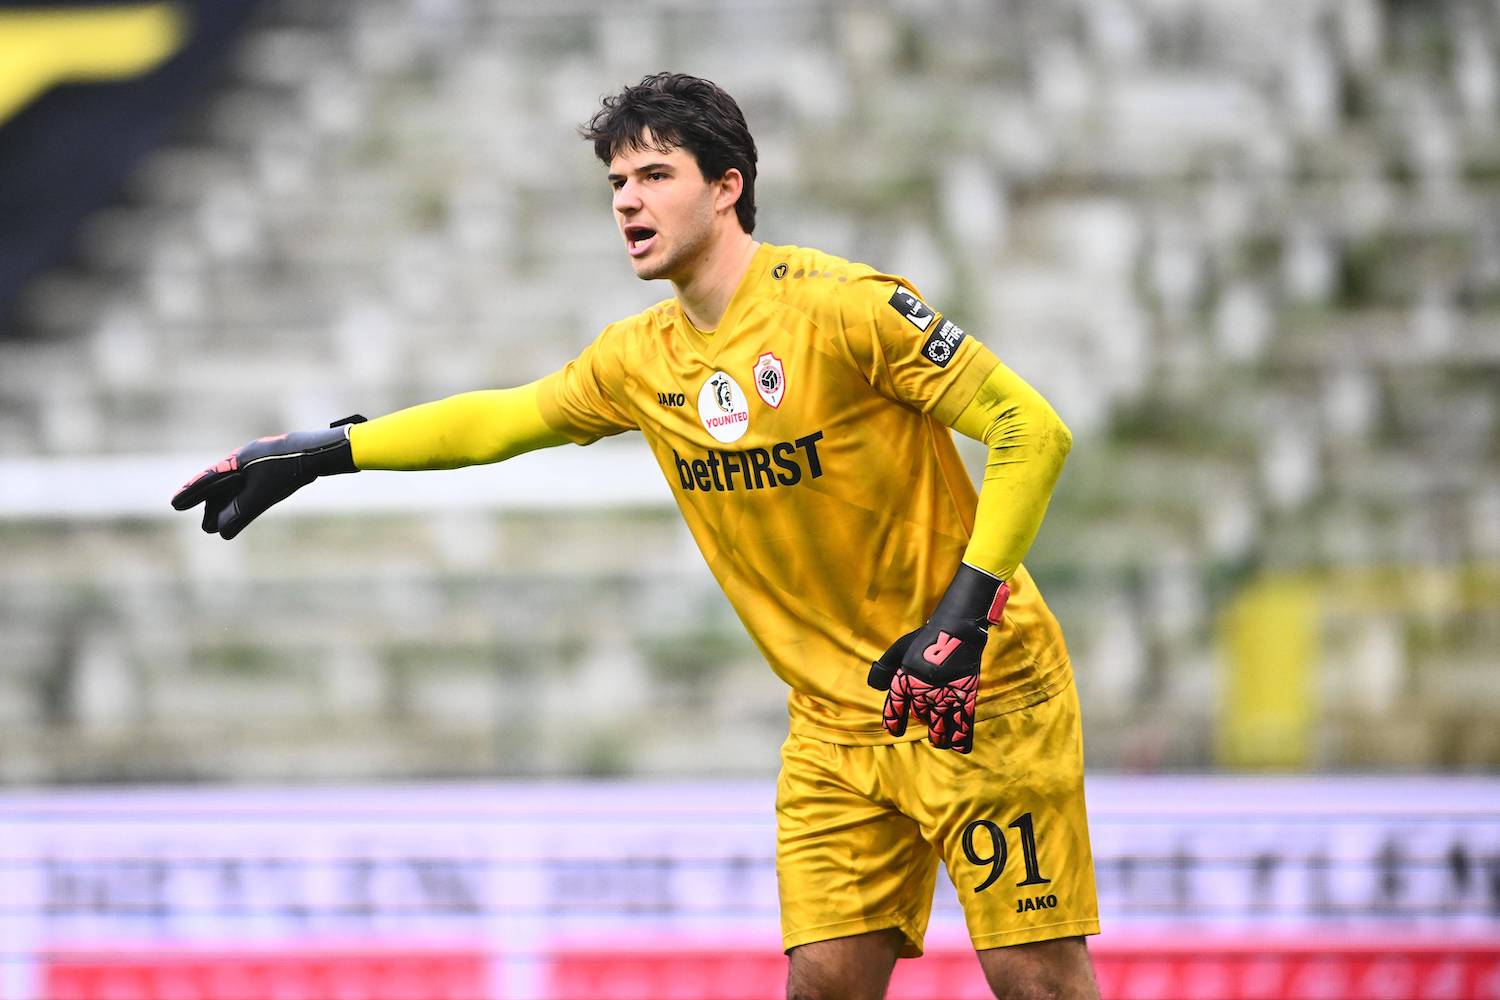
[1,0,1498,996]
[3,777,1498,1000]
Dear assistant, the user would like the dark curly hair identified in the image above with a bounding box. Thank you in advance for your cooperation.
[580,73,758,234]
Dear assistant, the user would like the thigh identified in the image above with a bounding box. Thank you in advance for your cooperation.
[977,936,1100,1000]
[786,928,904,1000]
[776,733,938,958]
[898,679,1100,950]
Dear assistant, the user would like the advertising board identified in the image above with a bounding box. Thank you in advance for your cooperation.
[3,777,1496,999]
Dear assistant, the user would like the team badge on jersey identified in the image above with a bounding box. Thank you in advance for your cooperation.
[753,352,786,408]
[888,287,936,332]
[698,370,751,443]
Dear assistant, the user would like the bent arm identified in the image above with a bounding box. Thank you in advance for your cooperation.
[349,380,571,471]
[947,361,1072,582]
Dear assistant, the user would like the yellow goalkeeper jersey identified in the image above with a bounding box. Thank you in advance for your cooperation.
[539,243,1072,743]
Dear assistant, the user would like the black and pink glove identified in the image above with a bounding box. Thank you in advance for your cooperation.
[172,416,364,539]
[867,564,1010,754]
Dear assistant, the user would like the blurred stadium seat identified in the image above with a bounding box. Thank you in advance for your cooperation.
[3,0,1498,782]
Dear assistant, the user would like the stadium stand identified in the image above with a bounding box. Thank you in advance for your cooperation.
[1,0,1497,782]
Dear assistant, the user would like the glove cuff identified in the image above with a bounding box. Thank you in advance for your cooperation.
[931,562,1010,628]
[283,422,360,478]
[319,414,367,475]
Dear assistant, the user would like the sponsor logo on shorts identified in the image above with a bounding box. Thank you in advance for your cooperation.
[1016,893,1060,913]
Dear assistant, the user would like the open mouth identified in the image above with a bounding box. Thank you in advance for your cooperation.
[624,225,658,258]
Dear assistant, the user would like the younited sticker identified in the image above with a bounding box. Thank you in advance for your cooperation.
[698,370,751,443]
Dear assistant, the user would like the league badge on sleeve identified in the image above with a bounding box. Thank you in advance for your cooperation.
[753,352,786,408]
[888,287,936,332]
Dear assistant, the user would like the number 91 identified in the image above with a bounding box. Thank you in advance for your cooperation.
[961,813,1051,893]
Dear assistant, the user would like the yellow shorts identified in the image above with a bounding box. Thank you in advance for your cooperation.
[775,678,1099,956]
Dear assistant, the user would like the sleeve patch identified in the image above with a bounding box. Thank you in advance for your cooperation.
[921,319,966,368]
[887,287,936,332]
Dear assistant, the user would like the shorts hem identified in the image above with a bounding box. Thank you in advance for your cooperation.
[783,913,927,959]
[971,917,1101,951]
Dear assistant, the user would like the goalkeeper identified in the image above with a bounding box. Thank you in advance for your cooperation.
[174,73,1100,1000]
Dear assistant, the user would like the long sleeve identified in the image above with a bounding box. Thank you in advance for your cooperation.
[946,361,1072,582]
[348,380,570,471]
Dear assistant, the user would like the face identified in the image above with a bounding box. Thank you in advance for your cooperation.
[608,140,725,282]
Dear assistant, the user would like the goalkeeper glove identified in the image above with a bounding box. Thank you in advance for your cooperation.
[867,563,1010,754]
[171,415,365,539]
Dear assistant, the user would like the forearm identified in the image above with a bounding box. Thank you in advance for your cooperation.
[349,381,570,471]
[948,362,1072,581]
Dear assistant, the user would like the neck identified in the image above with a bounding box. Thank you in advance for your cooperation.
[674,230,759,331]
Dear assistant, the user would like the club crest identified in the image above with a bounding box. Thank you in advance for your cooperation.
[753,352,786,409]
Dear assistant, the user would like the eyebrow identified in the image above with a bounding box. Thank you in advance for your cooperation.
[606,162,675,182]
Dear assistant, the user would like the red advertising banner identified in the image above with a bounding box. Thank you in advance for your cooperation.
[1091,939,1500,1000]
[544,939,1500,1000]
[32,937,1500,1000]
[42,948,489,1000]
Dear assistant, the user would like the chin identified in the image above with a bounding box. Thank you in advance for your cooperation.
[631,253,676,282]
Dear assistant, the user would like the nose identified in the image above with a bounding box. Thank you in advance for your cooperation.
[613,179,641,214]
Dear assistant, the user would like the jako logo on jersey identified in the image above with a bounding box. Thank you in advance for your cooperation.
[921,318,966,369]
[673,431,824,493]
[888,287,936,332]
[657,391,686,406]
[753,352,786,408]
[698,371,750,443]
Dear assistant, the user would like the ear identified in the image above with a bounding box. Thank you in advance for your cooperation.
[713,168,744,217]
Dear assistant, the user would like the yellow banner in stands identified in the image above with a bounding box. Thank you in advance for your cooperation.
[0,3,186,126]
[1218,566,1500,769]
[1218,577,1319,769]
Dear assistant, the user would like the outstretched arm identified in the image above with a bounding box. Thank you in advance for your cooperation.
[173,378,571,539]
[349,382,570,470]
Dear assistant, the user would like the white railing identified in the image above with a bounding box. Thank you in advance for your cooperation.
[0,441,674,521]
